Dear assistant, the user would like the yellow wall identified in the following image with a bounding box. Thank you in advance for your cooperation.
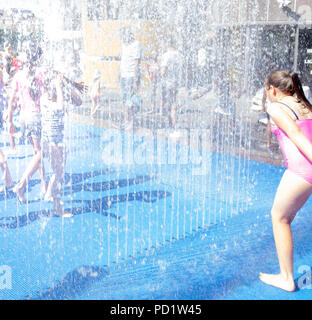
[82,19,159,88]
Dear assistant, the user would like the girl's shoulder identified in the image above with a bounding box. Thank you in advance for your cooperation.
[266,102,279,114]
[282,97,312,119]
[267,101,297,121]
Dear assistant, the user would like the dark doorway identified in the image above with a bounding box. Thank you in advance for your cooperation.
[298,28,312,88]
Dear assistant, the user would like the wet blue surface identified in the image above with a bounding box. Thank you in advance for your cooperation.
[0,120,312,300]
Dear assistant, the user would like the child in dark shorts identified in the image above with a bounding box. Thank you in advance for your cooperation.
[40,71,72,218]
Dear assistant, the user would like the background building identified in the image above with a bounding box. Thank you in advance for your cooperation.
[0,0,311,92]
[0,7,43,53]
[72,0,312,91]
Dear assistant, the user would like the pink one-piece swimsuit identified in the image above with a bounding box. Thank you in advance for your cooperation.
[272,117,312,184]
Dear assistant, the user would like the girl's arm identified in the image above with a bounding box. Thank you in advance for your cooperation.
[261,90,267,113]
[268,103,312,162]
[266,118,272,149]
[53,70,85,106]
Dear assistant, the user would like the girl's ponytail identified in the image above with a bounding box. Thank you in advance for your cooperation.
[290,72,312,111]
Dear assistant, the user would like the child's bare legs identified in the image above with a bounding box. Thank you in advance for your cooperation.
[45,144,71,217]
[169,104,176,129]
[45,144,65,201]
[13,151,41,202]
[259,170,312,292]
[90,95,99,117]
[13,136,47,202]
[8,133,16,152]
[0,149,14,191]
[31,136,47,195]
[90,82,100,117]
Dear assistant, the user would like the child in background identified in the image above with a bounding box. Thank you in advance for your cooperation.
[89,70,101,118]
[9,45,48,203]
[147,51,160,113]
[260,70,312,291]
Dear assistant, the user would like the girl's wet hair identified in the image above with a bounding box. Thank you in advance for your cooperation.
[265,70,312,111]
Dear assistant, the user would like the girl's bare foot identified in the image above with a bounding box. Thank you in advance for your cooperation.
[52,200,73,218]
[6,181,14,189]
[259,272,296,292]
[44,192,53,202]
[41,181,48,196]
[53,208,73,218]
[0,181,14,193]
[12,185,26,203]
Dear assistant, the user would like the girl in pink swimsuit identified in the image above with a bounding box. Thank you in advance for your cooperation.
[7,46,47,203]
[259,70,312,292]
[271,104,312,184]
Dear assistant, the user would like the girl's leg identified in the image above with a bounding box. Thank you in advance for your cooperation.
[31,136,47,194]
[260,170,312,291]
[48,145,65,200]
[51,146,73,218]
[169,89,178,129]
[170,103,176,129]
[44,173,55,202]
[0,149,14,190]
[8,133,16,151]
[13,136,45,202]
[13,151,41,202]
[90,92,99,117]
[47,144,71,216]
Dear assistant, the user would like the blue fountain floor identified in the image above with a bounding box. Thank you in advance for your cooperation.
[1,120,312,300]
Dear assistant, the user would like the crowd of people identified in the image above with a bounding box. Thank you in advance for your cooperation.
[0,42,85,217]
[88,27,231,133]
[89,27,186,132]
[0,29,190,218]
